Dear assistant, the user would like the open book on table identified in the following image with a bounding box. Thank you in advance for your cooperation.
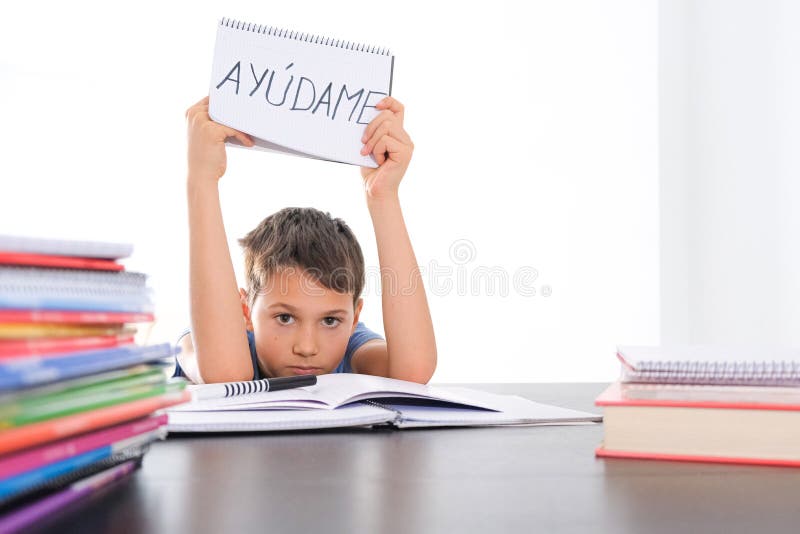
[166,374,601,432]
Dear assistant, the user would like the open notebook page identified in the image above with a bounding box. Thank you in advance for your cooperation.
[171,374,505,412]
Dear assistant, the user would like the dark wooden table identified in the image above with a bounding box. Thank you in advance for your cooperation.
[27,383,800,533]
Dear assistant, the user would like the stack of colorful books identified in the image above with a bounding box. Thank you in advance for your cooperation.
[595,345,800,467]
[0,235,190,531]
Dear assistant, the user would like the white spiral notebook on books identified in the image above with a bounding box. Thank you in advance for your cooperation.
[209,17,394,167]
[0,266,153,313]
[617,345,800,386]
[166,374,601,432]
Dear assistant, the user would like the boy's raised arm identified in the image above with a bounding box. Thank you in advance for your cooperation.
[184,96,256,383]
[355,96,438,384]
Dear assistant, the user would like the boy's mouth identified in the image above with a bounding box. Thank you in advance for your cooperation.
[288,366,320,375]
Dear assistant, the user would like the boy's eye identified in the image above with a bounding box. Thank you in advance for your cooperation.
[276,313,294,324]
[322,317,341,327]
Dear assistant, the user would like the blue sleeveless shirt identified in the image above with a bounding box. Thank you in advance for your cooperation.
[172,322,383,380]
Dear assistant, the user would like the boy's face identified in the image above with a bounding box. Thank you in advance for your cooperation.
[242,267,362,378]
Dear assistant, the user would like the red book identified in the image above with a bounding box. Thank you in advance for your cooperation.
[595,382,800,467]
[0,251,124,271]
[0,334,136,359]
[0,310,154,325]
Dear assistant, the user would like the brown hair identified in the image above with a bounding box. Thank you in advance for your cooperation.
[238,207,365,309]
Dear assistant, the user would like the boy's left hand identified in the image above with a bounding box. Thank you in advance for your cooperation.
[359,96,413,201]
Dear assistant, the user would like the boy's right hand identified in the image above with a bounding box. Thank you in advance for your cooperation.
[185,96,254,184]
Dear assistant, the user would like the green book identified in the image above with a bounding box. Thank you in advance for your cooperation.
[0,364,164,403]
[0,367,186,429]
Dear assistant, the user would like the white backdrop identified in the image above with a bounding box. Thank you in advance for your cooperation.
[0,0,660,382]
[659,0,800,349]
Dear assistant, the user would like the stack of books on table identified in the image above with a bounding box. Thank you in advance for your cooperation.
[0,235,190,532]
[595,345,800,467]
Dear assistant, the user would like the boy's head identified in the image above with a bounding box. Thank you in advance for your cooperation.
[238,207,366,377]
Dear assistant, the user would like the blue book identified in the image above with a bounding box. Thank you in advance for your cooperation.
[0,440,153,507]
[0,344,176,392]
[0,294,153,313]
[0,447,110,500]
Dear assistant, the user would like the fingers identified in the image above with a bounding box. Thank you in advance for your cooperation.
[185,96,210,119]
[186,105,208,124]
[371,134,404,166]
[361,110,394,143]
[362,121,411,156]
[360,96,407,142]
[185,97,254,147]
[361,119,392,156]
[219,124,255,147]
[361,111,411,156]
[375,96,404,120]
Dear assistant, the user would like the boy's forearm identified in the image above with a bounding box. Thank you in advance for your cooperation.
[187,178,252,382]
[368,195,437,383]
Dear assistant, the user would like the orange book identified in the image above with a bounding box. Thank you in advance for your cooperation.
[0,324,135,340]
[0,388,191,456]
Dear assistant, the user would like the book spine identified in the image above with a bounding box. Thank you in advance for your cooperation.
[0,343,175,391]
[0,381,172,429]
[595,446,800,467]
[0,364,153,404]
[0,446,111,499]
[0,309,153,324]
[0,445,146,509]
[0,252,125,271]
[0,387,190,455]
[0,266,145,287]
[0,235,133,259]
[0,334,135,359]
[7,366,164,404]
[0,295,153,314]
[0,460,138,533]
[0,428,161,499]
[0,414,166,479]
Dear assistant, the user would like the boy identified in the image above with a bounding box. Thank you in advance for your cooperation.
[174,95,437,384]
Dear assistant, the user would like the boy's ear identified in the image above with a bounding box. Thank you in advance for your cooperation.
[352,298,364,331]
[239,288,254,330]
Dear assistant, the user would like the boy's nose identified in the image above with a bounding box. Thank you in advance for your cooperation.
[292,328,319,357]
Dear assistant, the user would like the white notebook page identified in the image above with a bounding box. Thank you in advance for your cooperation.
[209,18,394,167]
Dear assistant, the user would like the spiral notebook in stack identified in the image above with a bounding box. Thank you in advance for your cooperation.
[209,17,394,167]
[596,345,800,467]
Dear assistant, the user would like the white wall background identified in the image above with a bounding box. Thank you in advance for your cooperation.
[0,0,661,382]
[659,0,800,348]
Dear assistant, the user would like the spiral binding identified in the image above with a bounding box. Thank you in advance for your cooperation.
[220,18,391,57]
[363,399,403,424]
[0,266,152,304]
[624,359,800,386]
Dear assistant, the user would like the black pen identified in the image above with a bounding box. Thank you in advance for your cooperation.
[194,374,317,401]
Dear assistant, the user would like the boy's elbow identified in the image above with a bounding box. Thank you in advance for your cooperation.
[194,348,253,384]
[402,368,436,384]
[391,353,437,384]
